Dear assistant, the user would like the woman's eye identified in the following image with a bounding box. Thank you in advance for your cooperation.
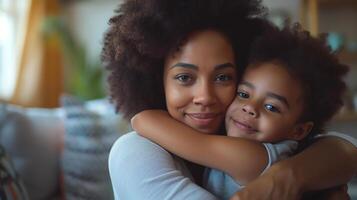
[237,91,249,99]
[175,74,192,84]
[215,74,232,82]
[265,104,281,113]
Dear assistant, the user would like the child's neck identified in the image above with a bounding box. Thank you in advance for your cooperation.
[185,160,205,186]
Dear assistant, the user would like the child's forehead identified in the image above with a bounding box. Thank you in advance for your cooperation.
[244,61,301,85]
[244,61,289,78]
[246,59,285,70]
[241,62,306,104]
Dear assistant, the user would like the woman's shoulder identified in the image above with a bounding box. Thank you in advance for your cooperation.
[109,131,168,158]
[113,131,161,148]
[108,131,190,176]
[112,131,146,146]
[108,133,215,199]
[315,131,357,147]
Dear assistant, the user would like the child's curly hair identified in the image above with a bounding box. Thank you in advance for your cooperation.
[101,0,268,119]
[248,23,349,143]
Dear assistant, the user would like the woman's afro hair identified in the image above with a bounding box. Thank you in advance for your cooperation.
[248,23,349,140]
[101,0,268,119]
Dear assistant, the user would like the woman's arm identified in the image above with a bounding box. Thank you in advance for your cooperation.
[131,110,268,184]
[287,137,356,191]
[231,136,357,200]
[109,132,218,199]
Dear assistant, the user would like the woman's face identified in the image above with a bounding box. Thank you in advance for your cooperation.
[163,30,237,134]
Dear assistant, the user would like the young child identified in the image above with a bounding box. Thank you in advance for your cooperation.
[131,23,349,199]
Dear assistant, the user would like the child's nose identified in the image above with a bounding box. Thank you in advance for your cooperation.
[242,104,258,118]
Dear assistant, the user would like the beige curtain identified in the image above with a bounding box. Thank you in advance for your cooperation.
[11,0,63,108]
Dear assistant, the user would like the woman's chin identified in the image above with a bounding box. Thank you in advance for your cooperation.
[184,116,221,134]
[186,121,219,134]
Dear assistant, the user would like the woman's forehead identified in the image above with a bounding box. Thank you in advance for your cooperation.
[164,30,235,69]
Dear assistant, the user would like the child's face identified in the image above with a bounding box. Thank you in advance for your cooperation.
[225,62,311,143]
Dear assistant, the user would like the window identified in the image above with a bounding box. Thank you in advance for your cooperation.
[0,0,29,99]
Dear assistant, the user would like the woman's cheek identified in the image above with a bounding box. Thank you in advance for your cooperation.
[221,86,238,109]
[165,85,191,110]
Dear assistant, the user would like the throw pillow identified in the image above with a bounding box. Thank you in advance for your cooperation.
[61,96,128,200]
[0,103,60,200]
[0,145,29,200]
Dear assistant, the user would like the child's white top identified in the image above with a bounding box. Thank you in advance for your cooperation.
[203,140,298,200]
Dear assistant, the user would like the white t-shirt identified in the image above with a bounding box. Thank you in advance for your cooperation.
[108,131,357,200]
[204,140,298,200]
[108,132,218,200]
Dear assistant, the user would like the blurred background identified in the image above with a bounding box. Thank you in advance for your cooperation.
[0,0,356,199]
[1,0,357,117]
[1,0,357,121]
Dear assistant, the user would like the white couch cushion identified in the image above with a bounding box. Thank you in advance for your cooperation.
[0,104,63,200]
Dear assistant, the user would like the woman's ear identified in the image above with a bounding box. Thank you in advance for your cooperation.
[289,122,314,141]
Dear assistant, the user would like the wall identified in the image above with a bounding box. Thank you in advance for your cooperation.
[263,0,301,23]
[63,0,301,62]
[63,0,121,62]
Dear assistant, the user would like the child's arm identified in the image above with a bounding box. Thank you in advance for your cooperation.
[131,109,268,184]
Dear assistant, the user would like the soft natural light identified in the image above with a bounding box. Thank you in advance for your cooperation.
[0,12,15,99]
[0,0,29,100]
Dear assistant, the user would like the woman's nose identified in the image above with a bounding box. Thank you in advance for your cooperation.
[193,82,216,106]
[242,104,258,118]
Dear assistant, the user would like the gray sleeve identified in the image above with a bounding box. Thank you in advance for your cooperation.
[261,140,298,174]
[108,132,217,200]
[315,131,357,147]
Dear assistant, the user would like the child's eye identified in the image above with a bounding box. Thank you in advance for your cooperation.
[175,74,193,84]
[215,74,232,82]
[265,104,281,113]
[237,91,249,99]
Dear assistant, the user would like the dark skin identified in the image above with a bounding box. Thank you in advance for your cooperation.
[105,0,356,198]
[133,30,356,199]
[134,30,356,199]
[231,137,356,200]
[133,57,353,199]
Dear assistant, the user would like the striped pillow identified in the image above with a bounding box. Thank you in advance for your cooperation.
[61,96,120,200]
[0,146,29,200]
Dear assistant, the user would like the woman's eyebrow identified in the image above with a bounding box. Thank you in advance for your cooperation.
[171,62,198,69]
[171,62,235,70]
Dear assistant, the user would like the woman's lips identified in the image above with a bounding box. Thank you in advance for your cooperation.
[186,113,219,126]
[232,119,258,134]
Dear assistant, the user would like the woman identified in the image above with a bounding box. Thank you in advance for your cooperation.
[102,0,357,199]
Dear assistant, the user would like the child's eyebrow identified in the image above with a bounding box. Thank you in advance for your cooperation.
[240,81,254,88]
[266,92,290,109]
[240,81,290,109]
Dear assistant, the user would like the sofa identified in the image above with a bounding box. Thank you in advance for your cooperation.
[1,96,356,200]
[0,96,131,200]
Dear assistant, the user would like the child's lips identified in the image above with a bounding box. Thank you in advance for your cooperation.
[232,119,258,133]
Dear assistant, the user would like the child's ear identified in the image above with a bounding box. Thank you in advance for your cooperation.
[289,122,314,141]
